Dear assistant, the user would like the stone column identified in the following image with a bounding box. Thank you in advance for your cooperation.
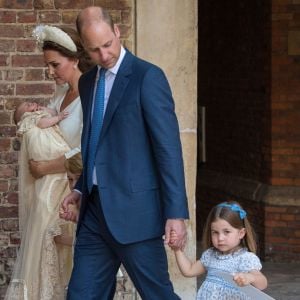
[135,1,198,298]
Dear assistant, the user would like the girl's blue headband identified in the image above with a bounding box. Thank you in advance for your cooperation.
[218,203,247,220]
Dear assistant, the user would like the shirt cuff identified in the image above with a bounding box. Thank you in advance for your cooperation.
[65,147,81,159]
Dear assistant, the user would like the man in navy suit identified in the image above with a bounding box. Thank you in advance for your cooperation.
[62,6,189,299]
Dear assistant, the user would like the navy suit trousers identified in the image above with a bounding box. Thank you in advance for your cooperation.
[67,186,180,300]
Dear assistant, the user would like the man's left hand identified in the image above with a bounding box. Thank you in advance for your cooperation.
[164,219,187,250]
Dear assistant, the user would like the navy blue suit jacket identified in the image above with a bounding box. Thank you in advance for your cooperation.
[76,50,189,244]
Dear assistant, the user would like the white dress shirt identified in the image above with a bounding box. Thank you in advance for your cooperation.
[91,46,126,185]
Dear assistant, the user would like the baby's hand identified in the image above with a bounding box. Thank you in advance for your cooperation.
[233,272,254,287]
[37,105,46,111]
[57,111,69,121]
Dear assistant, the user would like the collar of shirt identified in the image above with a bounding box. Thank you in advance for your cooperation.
[96,46,126,78]
[92,46,126,120]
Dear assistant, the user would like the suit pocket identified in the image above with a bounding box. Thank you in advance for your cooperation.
[131,174,159,192]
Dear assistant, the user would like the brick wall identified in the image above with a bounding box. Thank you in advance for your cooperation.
[271,0,300,186]
[265,205,300,262]
[0,0,134,298]
[264,0,300,262]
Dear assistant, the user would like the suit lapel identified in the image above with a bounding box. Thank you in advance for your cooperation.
[100,51,133,140]
[81,67,98,163]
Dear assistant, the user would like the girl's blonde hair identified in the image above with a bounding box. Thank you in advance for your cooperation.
[202,201,257,253]
[64,152,82,174]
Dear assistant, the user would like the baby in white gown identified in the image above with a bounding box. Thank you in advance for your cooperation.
[5,102,75,300]
[14,101,68,130]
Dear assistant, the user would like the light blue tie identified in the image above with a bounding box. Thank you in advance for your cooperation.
[87,68,106,192]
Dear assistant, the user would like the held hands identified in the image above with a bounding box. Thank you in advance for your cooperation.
[59,203,79,223]
[164,219,187,250]
[59,191,81,223]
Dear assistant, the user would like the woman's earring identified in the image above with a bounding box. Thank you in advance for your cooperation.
[73,64,77,69]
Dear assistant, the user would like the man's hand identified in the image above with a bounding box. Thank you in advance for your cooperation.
[164,219,187,250]
[59,191,81,222]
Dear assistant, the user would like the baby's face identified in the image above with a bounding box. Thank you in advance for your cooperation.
[15,102,39,124]
[19,102,38,114]
[24,102,38,112]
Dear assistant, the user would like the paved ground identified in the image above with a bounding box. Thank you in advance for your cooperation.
[263,262,300,300]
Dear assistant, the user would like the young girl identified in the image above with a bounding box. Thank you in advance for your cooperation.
[170,201,268,300]
[58,152,82,227]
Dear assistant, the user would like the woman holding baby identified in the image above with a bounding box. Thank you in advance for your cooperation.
[5,25,93,300]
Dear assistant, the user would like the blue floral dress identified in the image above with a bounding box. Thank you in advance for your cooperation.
[197,247,262,300]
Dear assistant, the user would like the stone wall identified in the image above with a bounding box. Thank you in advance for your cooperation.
[135,1,198,298]
[272,0,300,186]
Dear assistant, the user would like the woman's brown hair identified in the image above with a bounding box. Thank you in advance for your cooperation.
[42,27,94,73]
